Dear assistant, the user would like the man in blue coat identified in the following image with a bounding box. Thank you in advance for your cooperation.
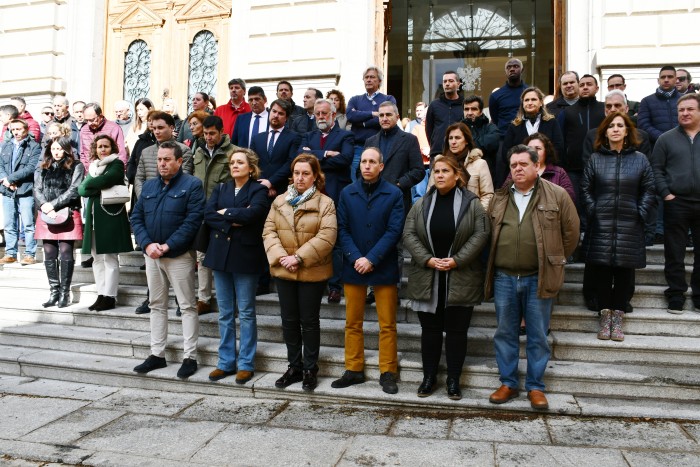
[231,86,269,148]
[331,147,404,395]
[131,141,205,380]
[298,98,354,303]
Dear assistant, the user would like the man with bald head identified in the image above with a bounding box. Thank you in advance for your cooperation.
[488,58,528,136]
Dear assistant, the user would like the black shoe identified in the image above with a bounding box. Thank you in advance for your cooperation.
[256,284,270,296]
[139,264,146,271]
[625,302,634,314]
[654,233,665,245]
[365,290,375,304]
[94,296,116,312]
[89,295,105,311]
[80,257,94,268]
[331,370,366,389]
[177,358,197,379]
[133,355,167,374]
[302,370,318,392]
[379,372,398,394]
[175,305,181,317]
[328,289,341,303]
[275,366,303,388]
[446,376,462,400]
[519,326,526,336]
[417,374,436,397]
[135,298,150,315]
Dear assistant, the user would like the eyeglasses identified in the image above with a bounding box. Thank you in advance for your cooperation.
[677,76,688,82]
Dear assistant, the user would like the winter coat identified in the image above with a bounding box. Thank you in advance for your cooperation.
[0,137,41,197]
[134,139,193,198]
[192,134,236,199]
[638,88,680,143]
[403,186,490,306]
[581,147,656,268]
[34,160,84,212]
[558,97,606,172]
[485,178,580,299]
[203,179,270,274]
[126,130,156,185]
[130,170,205,258]
[425,94,464,155]
[263,189,337,282]
[337,177,404,286]
[79,119,127,171]
[651,125,700,200]
[78,158,133,254]
[501,117,565,172]
[464,149,494,211]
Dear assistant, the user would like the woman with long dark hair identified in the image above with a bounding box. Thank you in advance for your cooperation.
[125,98,154,153]
[34,137,85,307]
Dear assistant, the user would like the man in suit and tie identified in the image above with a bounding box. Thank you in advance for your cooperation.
[299,98,354,303]
[250,99,301,198]
[231,86,269,148]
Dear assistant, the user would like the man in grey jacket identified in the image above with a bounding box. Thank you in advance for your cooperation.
[651,94,700,314]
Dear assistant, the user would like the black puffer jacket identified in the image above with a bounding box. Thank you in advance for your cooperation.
[581,146,656,268]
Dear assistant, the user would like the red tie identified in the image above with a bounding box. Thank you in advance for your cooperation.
[320,133,328,149]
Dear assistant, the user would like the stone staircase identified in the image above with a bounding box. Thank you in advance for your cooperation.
[0,244,699,417]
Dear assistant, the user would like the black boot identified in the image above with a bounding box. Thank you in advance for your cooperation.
[89,295,105,311]
[42,260,60,308]
[58,260,74,308]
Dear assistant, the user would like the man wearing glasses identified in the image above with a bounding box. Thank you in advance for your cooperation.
[676,69,696,95]
[607,74,640,120]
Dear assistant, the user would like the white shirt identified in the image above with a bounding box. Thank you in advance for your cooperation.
[510,184,535,222]
[248,109,269,143]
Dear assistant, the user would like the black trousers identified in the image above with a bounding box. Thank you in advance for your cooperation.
[585,263,635,311]
[275,278,326,371]
[663,198,700,301]
[417,305,473,379]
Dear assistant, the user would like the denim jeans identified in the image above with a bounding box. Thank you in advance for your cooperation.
[2,195,35,258]
[493,270,553,391]
[213,270,259,372]
[350,145,363,183]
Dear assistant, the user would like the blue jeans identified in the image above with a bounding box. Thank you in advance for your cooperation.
[411,168,430,204]
[213,270,259,372]
[493,270,553,391]
[2,195,35,258]
[350,145,363,183]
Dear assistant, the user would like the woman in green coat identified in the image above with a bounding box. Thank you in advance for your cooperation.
[403,155,490,400]
[78,134,133,311]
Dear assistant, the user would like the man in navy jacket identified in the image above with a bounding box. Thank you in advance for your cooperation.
[131,141,205,380]
[231,86,269,148]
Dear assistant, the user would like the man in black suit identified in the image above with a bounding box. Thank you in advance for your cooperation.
[250,99,301,198]
[231,86,268,148]
[299,98,354,302]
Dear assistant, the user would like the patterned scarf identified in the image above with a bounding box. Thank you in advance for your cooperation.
[285,184,316,211]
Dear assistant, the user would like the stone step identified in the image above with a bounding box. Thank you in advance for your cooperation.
[0,308,697,370]
[557,282,699,311]
[564,263,691,286]
[1,344,698,404]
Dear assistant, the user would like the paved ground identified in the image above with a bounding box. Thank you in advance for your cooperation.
[1,375,699,466]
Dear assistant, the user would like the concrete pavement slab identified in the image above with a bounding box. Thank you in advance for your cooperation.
[577,396,700,421]
[623,450,700,466]
[87,387,203,416]
[451,415,550,444]
[177,395,285,424]
[83,451,207,466]
[0,439,93,465]
[338,434,494,466]
[681,422,700,442]
[547,417,699,451]
[390,413,451,438]
[191,424,350,466]
[0,395,88,439]
[77,414,225,460]
[0,375,118,401]
[495,443,626,466]
[268,401,394,434]
[20,408,125,445]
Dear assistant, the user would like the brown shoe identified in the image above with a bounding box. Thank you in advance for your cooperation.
[20,255,36,265]
[528,390,549,410]
[235,370,254,385]
[489,385,519,404]
[0,255,17,264]
[209,368,236,381]
[197,300,213,315]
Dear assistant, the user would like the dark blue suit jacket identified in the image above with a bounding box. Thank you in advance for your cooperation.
[298,125,355,203]
[203,179,270,274]
[231,111,269,148]
[250,128,301,195]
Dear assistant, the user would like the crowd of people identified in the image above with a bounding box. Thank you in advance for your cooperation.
[0,60,698,410]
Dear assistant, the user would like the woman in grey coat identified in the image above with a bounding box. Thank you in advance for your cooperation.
[403,155,490,400]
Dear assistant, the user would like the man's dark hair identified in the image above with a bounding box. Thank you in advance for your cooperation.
[9,96,26,106]
[159,140,183,159]
[270,99,291,117]
[678,68,692,83]
[0,105,19,119]
[309,88,323,99]
[150,111,175,127]
[660,65,676,75]
[443,70,460,81]
[463,95,484,110]
[507,144,539,165]
[277,80,293,92]
[248,86,266,98]
[580,74,598,86]
[85,102,103,116]
[227,78,246,89]
[202,115,224,131]
[607,73,625,84]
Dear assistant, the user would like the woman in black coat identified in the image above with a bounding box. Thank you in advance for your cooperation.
[581,111,656,342]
